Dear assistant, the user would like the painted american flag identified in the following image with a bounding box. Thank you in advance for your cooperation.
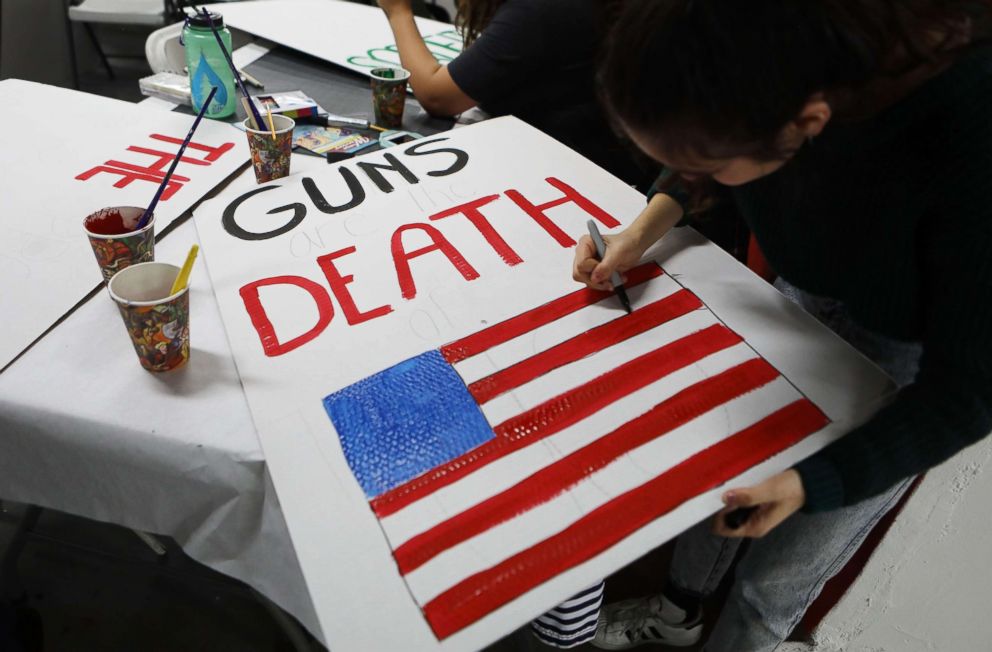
[322,261,830,639]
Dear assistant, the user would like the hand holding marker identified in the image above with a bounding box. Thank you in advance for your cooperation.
[586,220,632,314]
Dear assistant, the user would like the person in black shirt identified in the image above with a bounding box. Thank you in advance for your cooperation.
[573,1,992,650]
[375,0,647,187]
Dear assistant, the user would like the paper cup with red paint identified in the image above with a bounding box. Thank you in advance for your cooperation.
[244,114,294,183]
[370,67,410,129]
[83,206,155,283]
[108,262,190,372]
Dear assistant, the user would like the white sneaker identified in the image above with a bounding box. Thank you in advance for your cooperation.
[592,594,703,650]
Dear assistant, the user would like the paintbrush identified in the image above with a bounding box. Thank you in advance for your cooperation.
[136,85,217,230]
[238,68,264,89]
[239,96,254,126]
[197,6,265,130]
[266,107,277,141]
[169,244,199,295]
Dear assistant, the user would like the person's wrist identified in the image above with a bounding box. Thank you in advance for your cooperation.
[784,468,806,506]
[386,5,414,21]
[641,194,682,238]
[623,223,654,258]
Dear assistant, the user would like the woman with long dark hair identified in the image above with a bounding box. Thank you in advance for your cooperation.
[573,2,992,650]
[375,0,647,187]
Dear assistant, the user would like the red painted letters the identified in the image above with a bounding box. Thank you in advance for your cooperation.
[75,133,234,200]
[75,164,188,199]
[150,134,235,162]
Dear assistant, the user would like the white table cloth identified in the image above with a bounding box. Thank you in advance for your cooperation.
[0,156,331,643]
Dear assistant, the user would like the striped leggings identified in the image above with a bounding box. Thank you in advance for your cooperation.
[530,581,605,647]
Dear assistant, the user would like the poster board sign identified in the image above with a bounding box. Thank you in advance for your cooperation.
[0,79,247,371]
[193,116,894,650]
[204,0,462,77]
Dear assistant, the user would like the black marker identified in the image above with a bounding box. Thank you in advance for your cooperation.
[586,220,632,314]
[724,506,758,530]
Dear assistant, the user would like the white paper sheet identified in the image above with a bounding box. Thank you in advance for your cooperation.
[204,0,462,77]
[0,79,248,370]
[192,116,895,651]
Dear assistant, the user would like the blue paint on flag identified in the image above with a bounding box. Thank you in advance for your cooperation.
[323,349,495,499]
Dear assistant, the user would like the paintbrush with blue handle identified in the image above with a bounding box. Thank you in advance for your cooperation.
[136,85,217,230]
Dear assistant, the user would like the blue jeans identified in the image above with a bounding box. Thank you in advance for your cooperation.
[669,280,922,652]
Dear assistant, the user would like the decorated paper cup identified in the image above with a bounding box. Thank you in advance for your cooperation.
[244,114,294,183]
[370,67,410,129]
[83,206,155,283]
[108,262,190,372]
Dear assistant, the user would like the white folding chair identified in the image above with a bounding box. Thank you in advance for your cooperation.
[65,0,181,87]
[145,20,186,74]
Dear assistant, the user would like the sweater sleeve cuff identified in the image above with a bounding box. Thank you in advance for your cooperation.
[794,455,845,513]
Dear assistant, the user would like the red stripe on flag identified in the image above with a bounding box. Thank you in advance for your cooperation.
[495,324,740,442]
[469,289,702,404]
[394,358,779,574]
[370,323,738,518]
[423,399,829,639]
[440,263,663,364]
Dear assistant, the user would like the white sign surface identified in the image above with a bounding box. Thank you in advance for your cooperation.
[193,117,894,651]
[205,0,462,76]
[0,79,247,370]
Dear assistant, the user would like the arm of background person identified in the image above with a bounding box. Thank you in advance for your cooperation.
[378,0,476,116]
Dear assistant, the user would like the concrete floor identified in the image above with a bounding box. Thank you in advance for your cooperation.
[0,499,688,652]
[0,502,308,651]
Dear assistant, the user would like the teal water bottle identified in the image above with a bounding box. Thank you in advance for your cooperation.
[182,11,237,119]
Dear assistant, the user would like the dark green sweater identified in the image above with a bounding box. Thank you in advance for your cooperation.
[730,46,992,511]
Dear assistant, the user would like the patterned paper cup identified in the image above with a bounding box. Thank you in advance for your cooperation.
[108,262,190,372]
[370,66,410,129]
[83,206,155,283]
[244,114,294,183]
